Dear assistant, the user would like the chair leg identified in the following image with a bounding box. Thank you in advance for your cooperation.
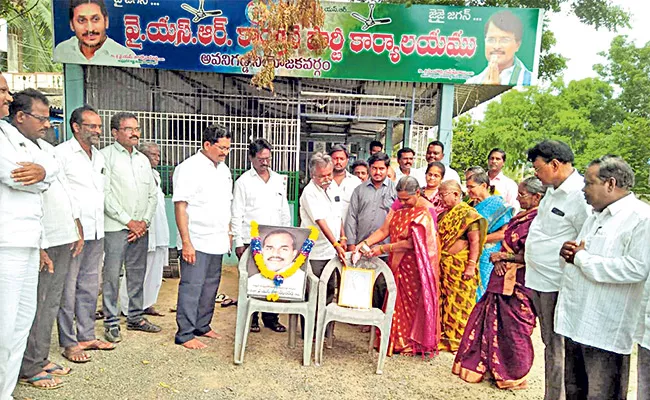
[239,311,255,364]
[325,322,334,349]
[314,318,327,366]
[234,301,247,365]
[369,325,376,354]
[376,325,390,375]
[303,312,315,367]
[288,314,296,349]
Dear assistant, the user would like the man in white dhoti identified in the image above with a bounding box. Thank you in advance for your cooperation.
[119,142,169,317]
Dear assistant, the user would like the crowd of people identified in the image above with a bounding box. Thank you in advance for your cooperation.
[1,73,650,400]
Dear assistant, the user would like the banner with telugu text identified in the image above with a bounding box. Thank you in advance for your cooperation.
[51,0,543,86]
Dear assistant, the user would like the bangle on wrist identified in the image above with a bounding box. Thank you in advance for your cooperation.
[340,236,347,241]
[389,244,393,252]
[333,242,341,248]
[468,259,476,265]
[379,245,384,253]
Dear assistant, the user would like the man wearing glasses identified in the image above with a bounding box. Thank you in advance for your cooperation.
[231,138,291,334]
[0,88,62,395]
[524,140,590,400]
[466,10,532,86]
[101,112,160,343]
[173,124,233,349]
[55,105,115,362]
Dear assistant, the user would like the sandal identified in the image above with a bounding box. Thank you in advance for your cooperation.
[250,320,261,333]
[62,347,91,363]
[215,293,227,303]
[79,339,116,351]
[44,363,72,376]
[265,320,287,333]
[220,298,237,308]
[19,373,64,390]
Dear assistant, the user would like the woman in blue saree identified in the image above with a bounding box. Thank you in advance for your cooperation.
[465,171,513,300]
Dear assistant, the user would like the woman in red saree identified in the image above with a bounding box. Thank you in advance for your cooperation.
[358,176,440,356]
[452,177,544,389]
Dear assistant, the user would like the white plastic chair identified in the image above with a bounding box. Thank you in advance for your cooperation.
[233,248,318,366]
[314,255,397,374]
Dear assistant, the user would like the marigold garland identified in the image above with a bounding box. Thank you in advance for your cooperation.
[250,221,319,301]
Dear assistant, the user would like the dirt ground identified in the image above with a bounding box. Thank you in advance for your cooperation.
[14,263,639,400]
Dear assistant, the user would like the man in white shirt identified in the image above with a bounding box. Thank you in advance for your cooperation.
[173,124,232,350]
[119,142,169,318]
[300,152,346,305]
[524,140,590,400]
[102,112,160,343]
[394,147,426,187]
[329,144,362,223]
[0,84,60,398]
[56,106,112,362]
[487,148,520,211]
[425,140,461,184]
[465,11,532,86]
[13,91,86,388]
[636,278,650,400]
[557,155,650,399]
[53,0,140,68]
[232,138,291,333]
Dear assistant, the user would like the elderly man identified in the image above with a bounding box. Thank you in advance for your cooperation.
[102,112,160,343]
[346,152,396,309]
[231,138,291,334]
[14,91,85,388]
[119,142,169,317]
[425,140,461,184]
[525,140,590,400]
[173,124,232,350]
[487,148,519,211]
[0,83,60,398]
[394,147,426,187]
[300,152,346,302]
[55,105,112,363]
[329,144,361,224]
[557,155,650,399]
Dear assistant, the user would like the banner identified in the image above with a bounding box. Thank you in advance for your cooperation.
[51,0,543,85]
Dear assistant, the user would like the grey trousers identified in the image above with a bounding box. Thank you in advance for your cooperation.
[564,337,629,400]
[638,345,650,400]
[20,243,74,378]
[103,230,148,328]
[530,290,565,400]
[175,251,223,344]
[57,239,103,348]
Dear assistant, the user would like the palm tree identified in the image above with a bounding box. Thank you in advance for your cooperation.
[3,0,60,72]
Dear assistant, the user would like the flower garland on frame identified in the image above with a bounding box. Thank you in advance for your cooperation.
[250,221,319,301]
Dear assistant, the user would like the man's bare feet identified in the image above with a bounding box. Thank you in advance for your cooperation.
[181,338,207,349]
[201,330,222,339]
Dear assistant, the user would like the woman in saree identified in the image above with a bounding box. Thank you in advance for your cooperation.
[453,177,544,389]
[421,161,447,221]
[357,176,440,356]
[437,180,487,353]
[466,171,514,300]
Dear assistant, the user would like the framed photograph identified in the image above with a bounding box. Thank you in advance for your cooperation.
[338,267,375,309]
[247,225,311,302]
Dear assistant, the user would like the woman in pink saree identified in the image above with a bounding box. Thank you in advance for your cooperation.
[358,176,440,356]
[452,177,544,389]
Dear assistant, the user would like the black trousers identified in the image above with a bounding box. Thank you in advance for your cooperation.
[564,337,629,400]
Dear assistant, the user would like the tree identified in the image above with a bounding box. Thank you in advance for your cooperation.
[2,0,60,73]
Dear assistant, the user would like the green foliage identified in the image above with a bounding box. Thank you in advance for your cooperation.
[2,0,59,73]
[452,36,650,193]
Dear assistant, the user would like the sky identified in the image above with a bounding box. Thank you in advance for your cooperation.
[469,0,650,119]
